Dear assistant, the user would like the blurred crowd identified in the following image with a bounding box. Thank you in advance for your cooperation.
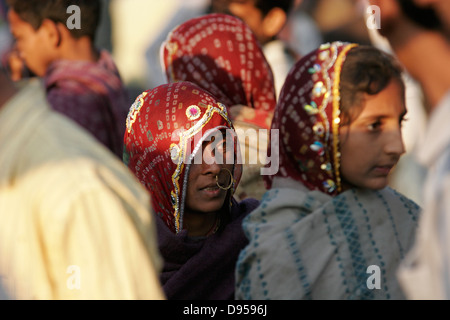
[0,0,449,300]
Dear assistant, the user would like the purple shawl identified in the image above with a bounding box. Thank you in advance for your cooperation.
[157,197,259,300]
[44,50,129,158]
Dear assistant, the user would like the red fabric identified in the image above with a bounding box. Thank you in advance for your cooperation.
[161,13,276,130]
[266,42,358,196]
[124,81,242,233]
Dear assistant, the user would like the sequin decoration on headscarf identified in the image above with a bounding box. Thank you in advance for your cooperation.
[161,13,277,130]
[124,81,242,234]
[265,42,358,196]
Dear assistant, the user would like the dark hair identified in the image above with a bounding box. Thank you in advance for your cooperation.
[397,0,444,31]
[255,0,295,16]
[6,0,101,40]
[339,45,405,125]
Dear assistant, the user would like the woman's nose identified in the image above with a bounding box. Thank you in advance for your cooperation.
[384,128,406,156]
[201,146,222,175]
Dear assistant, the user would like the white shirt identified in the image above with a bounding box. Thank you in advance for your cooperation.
[398,92,450,299]
[263,39,296,98]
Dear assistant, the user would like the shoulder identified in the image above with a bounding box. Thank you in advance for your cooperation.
[45,53,124,94]
[336,187,422,228]
[37,154,148,209]
[239,188,327,237]
[236,197,260,213]
[369,187,421,212]
[336,187,421,212]
[228,197,260,225]
[24,112,149,216]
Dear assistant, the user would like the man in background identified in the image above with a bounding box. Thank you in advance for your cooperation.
[0,67,164,299]
[6,0,128,158]
[371,0,450,299]
[211,0,298,96]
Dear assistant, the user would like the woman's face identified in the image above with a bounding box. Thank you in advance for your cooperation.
[339,79,407,191]
[8,10,55,77]
[185,131,235,215]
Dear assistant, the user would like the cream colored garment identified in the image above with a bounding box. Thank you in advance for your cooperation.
[231,111,270,201]
[0,80,165,300]
[236,177,420,300]
[397,93,450,299]
[0,279,8,300]
[263,39,295,98]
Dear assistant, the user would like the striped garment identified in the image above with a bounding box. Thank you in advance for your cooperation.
[235,177,420,300]
[45,50,129,159]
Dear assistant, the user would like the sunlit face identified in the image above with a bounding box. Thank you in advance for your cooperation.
[8,9,54,76]
[339,79,407,191]
[185,130,235,215]
[211,0,266,43]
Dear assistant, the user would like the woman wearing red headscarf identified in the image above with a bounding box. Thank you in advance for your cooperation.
[161,13,277,201]
[235,42,421,299]
[124,81,258,300]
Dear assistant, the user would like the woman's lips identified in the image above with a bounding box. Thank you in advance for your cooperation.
[373,165,394,176]
[200,184,222,197]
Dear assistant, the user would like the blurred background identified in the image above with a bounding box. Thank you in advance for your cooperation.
[0,0,374,103]
[107,0,372,101]
[0,0,427,206]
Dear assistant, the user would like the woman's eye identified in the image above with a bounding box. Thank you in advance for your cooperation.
[216,142,226,154]
[368,120,382,131]
[368,123,380,131]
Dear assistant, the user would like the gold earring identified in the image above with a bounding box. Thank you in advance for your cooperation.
[216,167,234,191]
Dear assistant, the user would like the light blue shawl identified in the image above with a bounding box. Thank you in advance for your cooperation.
[235,177,420,300]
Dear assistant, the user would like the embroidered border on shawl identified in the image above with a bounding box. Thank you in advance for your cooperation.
[171,102,232,233]
[331,43,358,194]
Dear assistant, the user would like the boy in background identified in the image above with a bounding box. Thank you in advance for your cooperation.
[7,0,128,158]
[211,0,298,97]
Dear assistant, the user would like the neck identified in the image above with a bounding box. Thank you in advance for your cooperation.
[59,36,99,63]
[183,211,220,237]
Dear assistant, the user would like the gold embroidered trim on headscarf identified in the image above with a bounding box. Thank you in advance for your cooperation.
[171,103,231,233]
[332,43,358,194]
[126,92,148,133]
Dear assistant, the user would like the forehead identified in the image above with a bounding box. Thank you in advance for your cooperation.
[206,128,233,141]
[212,0,259,13]
[8,10,34,33]
[355,80,406,119]
[212,0,255,6]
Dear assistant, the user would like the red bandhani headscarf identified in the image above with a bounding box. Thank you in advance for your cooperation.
[124,81,242,234]
[161,13,276,130]
[266,42,358,196]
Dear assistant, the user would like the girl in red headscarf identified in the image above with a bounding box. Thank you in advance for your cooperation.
[161,13,277,201]
[235,42,421,299]
[124,81,258,300]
